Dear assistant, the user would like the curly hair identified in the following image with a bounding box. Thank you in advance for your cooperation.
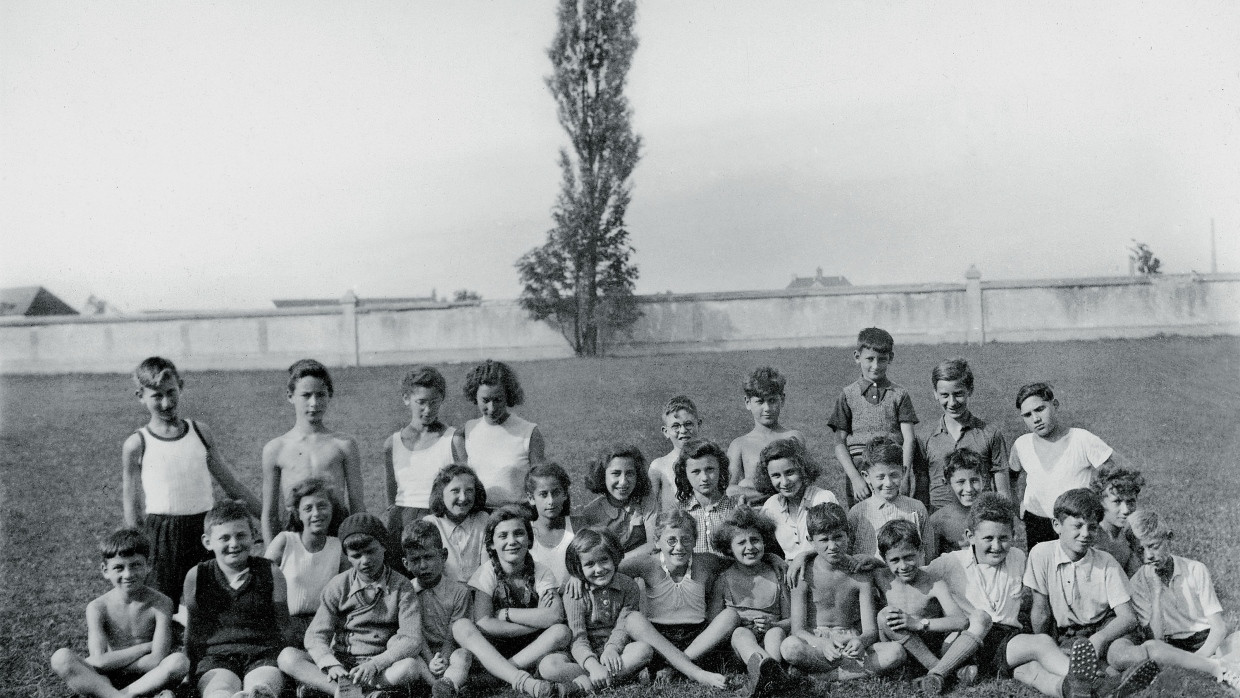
[584,444,650,501]
[462,359,524,407]
[967,493,1016,533]
[287,358,333,396]
[743,366,787,399]
[483,505,539,609]
[401,366,447,399]
[429,464,488,519]
[1091,464,1145,499]
[564,527,624,585]
[754,438,821,496]
[709,506,777,558]
[673,438,730,504]
[285,476,347,536]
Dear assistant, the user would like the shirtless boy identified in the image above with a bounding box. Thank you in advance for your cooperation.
[261,359,365,544]
[727,367,805,505]
[50,529,189,698]
[780,503,904,679]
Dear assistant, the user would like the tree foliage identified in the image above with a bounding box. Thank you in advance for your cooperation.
[1129,240,1162,275]
[516,0,642,356]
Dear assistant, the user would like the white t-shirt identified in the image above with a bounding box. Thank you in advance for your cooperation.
[928,547,1027,628]
[468,558,557,606]
[1010,428,1113,518]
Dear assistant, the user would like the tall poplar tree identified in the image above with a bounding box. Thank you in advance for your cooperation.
[516,0,642,356]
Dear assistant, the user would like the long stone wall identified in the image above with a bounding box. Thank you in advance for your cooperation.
[1,272,1236,374]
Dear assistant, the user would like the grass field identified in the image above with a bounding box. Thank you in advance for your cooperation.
[3,336,1238,698]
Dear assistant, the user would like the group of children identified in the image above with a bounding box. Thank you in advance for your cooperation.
[49,327,1240,698]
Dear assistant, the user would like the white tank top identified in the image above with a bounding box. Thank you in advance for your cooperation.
[463,415,535,505]
[531,519,575,586]
[273,531,342,615]
[139,420,214,516]
[391,426,457,509]
[647,557,707,625]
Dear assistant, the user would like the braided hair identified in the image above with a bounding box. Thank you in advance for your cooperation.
[484,505,539,609]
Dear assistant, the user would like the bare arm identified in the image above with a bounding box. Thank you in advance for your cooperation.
[924,580,968,634]
[263,531,287,564]
[84,601,152,671]
[833,436,869,499]
[726,439,744,493]
[900,422,916,496]
[121,434,145,528]
[382,434,398,510]
[260,440,282,546]
[506,590,563,628]
[1197,611,1229,657]
[1029,590,1052,635]
[707,573,726,618]
[1090,600,1136,658]
[856,579,880,648]
[993,469,1012,498]
[198,423,261,517]
[341,435,366,515]
[527,427,546,465]
[270,565,295,648]
[774,573,792,630]
[452,429,468,464]
[789,568,813,640]
[181,568,201,665]
[648,465,663,511]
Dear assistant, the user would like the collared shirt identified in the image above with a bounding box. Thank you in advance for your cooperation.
[846,495,928,558]
[915,413,1009,509]
[577,494,655,553]
[423,512,488,584]
[1129,555,1221,639]
[684,494,740,554]
[1024,542,1130,627]
[761,484,840,560]
[928,547,1026,628]
[563,573,641,661]
[828,377,918,453]
[305,566,422,670]
[413,577,472,651]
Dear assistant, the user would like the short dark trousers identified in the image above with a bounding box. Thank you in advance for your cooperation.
[977,623,1022,679]
[1022,512,1057,550]
[146,511,211,607]
[195,648,280,681]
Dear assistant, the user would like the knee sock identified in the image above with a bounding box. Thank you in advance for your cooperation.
[929,631,982,676]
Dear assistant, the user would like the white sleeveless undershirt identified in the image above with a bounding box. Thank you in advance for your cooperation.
[272,531,342,615]
[391,426,457,509]
[139,420,213,516]
[463,414,535,505]
[531,519,575,586]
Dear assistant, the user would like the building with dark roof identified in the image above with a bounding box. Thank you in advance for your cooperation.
[0,286,79,317]
[787,268,851,290]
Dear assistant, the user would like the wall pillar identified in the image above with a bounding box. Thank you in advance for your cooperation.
[965,265,984,345]
[340,291,360,367]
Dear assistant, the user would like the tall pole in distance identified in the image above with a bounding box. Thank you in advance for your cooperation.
[1211,218,1218,273]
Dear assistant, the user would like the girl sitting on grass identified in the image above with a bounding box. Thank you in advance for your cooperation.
[674,439,742,556]
[423,465,489,585]
[538,528,653,693]
[526,463,576,586]
[451,505,571,698]
[577,444,658,561]
[264,477,347,640]
[756,438,839,560]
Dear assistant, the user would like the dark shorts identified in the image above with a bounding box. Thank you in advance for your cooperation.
[288,613,315,647]
[1132,626,1210,652]
[1054,610,1116,649]
[977,623,1022,679]
[652,621,707,651]
[195,648,281,681]
[1022,513,1057,550]
[146,512,211,607]
[488,632,540,660]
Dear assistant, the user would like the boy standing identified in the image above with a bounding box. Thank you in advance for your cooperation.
[183,501,288,698]
[1009,383,1116,548]
[1091,465,1145,576]
[402,520,475,698]
[50,529,190,698]
[727,367,806,505]
[780,503,905,680]
[846,437,929,559]
[279,513,422,696]
[648,395,702,513]
[1114,510,1240,691]
[261,359,366,546]
[1022,489,1159,697]
[924,450,986,562]
[829,327,918,505]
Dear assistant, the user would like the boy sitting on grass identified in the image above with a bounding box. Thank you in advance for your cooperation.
[279,513,422,697]
[402,520,475,698]
[1090,464,1145,576]
[874,520,982,695]
[924,449,986,562]
[1112,509,1240,693]
[1021,488,1159,698]
[780,503,905,680]
[50,529,189,698]
[727,367,806,505]
[847,436,929,559]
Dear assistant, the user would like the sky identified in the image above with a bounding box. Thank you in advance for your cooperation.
[2,1,1238,311]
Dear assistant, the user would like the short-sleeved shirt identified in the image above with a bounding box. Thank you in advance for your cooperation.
[416,578,473,651]
[827,377,918,454]
[928,547,1026,628]
[761,484,840,560]
[577,495,656,553]
[847,496,928,558]
[1023,541,1131,628]
[468,559,557,609]
[423,512,488,585]
[1129,555,1221,639]
[718,564,783,624]
[684,494,741,554]
[915,413,1009,510]
[1010,428,1112,518]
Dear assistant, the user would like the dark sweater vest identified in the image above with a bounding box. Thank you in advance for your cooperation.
[194,557,280,656]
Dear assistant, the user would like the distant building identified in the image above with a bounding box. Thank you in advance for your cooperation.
[787,268,851,290]
[0,286,79,317]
